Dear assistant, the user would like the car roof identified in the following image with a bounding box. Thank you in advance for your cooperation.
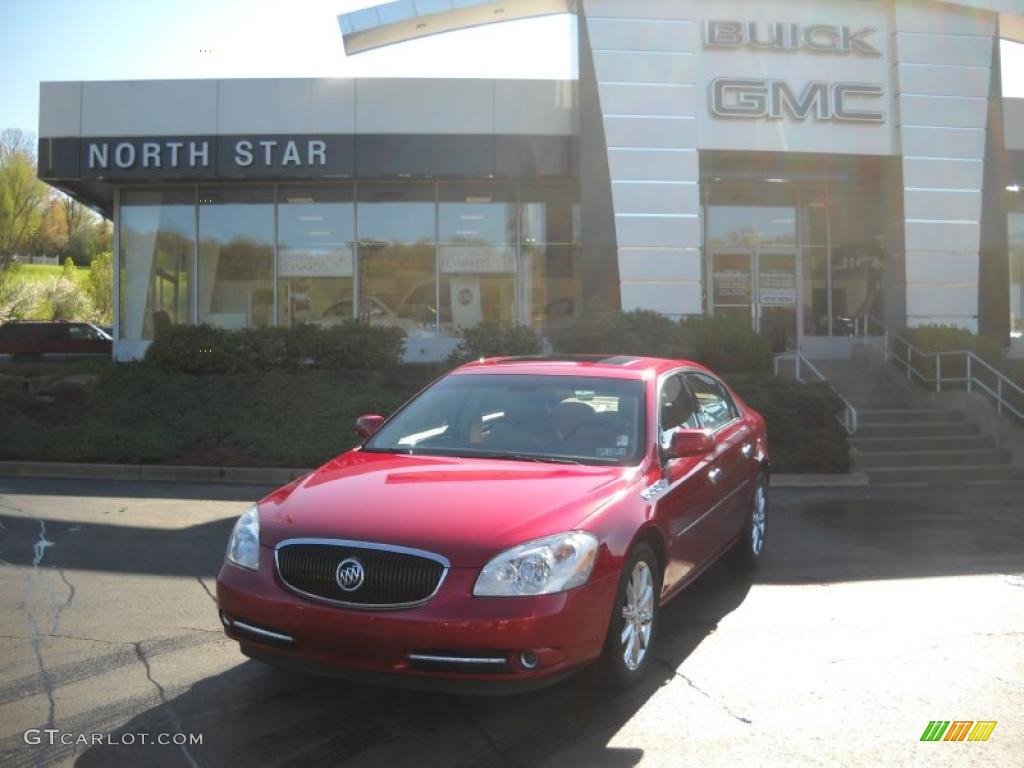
[453,355,712,380]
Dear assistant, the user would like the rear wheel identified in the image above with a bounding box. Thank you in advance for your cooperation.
[731,475,767,570]
[602,542,660,688]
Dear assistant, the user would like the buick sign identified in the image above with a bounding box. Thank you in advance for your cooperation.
[335,557,366,592]
[704,20,882,57]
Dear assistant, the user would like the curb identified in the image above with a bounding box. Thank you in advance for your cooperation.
[0,461,310,487]
[0,460,869,489]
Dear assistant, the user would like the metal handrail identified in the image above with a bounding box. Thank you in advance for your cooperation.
[773,351,859,435]
[854,314,1024,421]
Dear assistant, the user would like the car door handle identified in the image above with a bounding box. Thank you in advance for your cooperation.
[708,467,723,484]
[741,443,753,458]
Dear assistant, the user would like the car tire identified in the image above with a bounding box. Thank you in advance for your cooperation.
[731,474,768,570]
[602,541,661,689]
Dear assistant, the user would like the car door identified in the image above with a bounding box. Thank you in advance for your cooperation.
[652,373,721,592]
[683,372,755,548]
[36,323,68,360]
[66,324,110,357]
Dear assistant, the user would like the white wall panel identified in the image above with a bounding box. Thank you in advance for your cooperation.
[494,80,576,135]
[901,157,984,190]
[898,95,989,129]
[607,148,698,181]
[598,83,696,117]
[894,32,993,67]
[903,188,982,222]
[585,0,695,21]
[899,126,986,159]
[603,115,696,149]
[611,181,698,215]
[615,214,700,248]
[896,64,992,98]
[355,79,493,134]
[620,281,702,316]
[592,51,696,85]
[617,248,702,282]
[39,82,82,138]
[586,18,695,52]
[82,81,218,136]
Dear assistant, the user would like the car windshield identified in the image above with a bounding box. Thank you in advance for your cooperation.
[364,373,647,466]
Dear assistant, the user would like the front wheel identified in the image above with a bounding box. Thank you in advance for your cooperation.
[602,542,660,688]
[731,475,767,570]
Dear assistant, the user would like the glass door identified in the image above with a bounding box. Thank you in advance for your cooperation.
[756,250,798,352]
[709,248,798,352]
[710,249,754,326]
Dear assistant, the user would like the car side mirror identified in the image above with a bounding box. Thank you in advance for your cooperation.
[669,428,715,459]
[355,414,385,439]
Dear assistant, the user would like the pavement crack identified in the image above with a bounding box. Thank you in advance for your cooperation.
[0,631,128,646]
[454,697,511,767]
[134,642,200,768]
[51,568,76,635]
[653,657,752,725]
[196,576,217,605]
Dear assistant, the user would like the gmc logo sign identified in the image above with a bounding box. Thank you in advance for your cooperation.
[710,78,885,123]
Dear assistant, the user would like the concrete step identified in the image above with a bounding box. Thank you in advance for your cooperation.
[858,409,965,425]
[853,434,996,452]
[855,448,1011,469]
[867,464,1024,484]
[855,422,979,439]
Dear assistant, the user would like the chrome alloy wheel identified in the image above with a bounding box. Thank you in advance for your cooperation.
[620,560,655,671]
[751,484,767,556]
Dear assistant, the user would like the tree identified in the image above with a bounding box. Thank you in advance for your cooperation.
[85,251,113,323]
[0,129,49,286]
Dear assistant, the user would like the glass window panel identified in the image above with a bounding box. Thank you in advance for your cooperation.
[707,186,796,247]
[439,184,516,330]
[119,188,195,340]
[198,186,274,329]
[439,184,515,245]
[520,184,579,245]
[357,184,435,244]
[802,246,829,336]
[1010,212,1024,338]
[524,244,582,334]
[357,184,437,337]
[798,190,827,246]
[277,185,355,328]
[829,190,886,336]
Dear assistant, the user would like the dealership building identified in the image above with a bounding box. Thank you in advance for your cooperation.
[36,0,1024,361]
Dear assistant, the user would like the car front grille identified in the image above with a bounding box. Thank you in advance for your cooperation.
[275,539,448,608]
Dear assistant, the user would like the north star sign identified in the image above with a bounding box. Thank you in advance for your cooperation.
[86,138,329,171]
[704,19,885,124]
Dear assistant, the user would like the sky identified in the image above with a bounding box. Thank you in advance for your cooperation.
[0,0,1021,138]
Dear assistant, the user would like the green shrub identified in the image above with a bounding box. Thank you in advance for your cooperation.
[448,322,542,364]
[901,325,1008,385]
[727,374,851,474]
[680,315,773,375]
[550,310,691,359]
[144,322,406,374]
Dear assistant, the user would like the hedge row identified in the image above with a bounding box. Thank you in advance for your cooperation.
[144,323,406,374]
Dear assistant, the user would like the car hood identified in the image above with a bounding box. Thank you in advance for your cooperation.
[258,450,640,567]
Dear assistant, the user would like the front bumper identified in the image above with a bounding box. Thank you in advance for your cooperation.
[216,545,619,692]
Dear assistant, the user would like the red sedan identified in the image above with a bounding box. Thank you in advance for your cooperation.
[217,356,769,692]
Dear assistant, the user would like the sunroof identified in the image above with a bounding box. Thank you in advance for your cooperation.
[491,355,641,366]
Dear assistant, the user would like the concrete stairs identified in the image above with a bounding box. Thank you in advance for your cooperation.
[802,347,1024,484]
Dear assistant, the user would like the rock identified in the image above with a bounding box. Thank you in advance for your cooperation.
[27,376,57,394]
[56,374,100,388]
[0,373,24,389]
[32,394,56,404]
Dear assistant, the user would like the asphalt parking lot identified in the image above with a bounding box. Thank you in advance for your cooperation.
[0,477,1021,768]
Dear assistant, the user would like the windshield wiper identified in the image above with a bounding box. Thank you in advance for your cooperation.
[459,452,585,465]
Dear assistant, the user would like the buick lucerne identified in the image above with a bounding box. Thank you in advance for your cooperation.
[216,356,769,692]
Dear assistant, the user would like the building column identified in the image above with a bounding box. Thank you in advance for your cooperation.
[892,0,997,332]
[581,0,701,319]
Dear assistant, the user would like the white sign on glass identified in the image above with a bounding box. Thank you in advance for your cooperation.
[278,248,354,278]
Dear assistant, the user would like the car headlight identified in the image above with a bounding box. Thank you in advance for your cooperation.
[225,505,261,571]
[473,531,599,597]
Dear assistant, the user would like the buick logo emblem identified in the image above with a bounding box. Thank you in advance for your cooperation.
[335,557,365,592]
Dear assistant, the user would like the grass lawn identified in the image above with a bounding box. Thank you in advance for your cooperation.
[0,362,850,473]
[8,263,90,287]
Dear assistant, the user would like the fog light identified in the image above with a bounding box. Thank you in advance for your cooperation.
[519,650,539,670]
